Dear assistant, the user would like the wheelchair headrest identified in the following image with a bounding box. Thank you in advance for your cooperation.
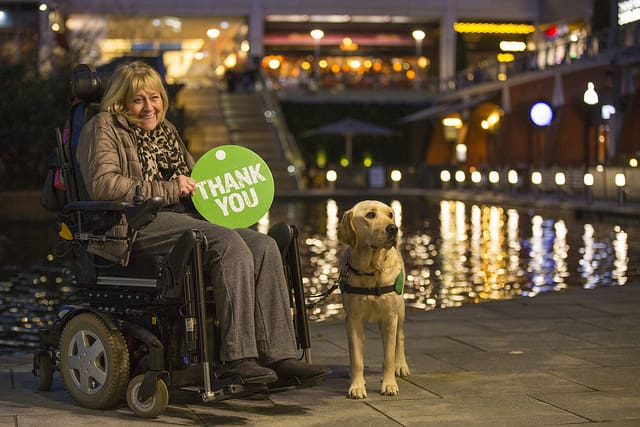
[71,64,110,103]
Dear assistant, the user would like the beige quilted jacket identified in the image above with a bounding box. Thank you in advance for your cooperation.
[75,112,195,265]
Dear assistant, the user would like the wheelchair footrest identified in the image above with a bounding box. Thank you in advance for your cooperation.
[265,374,328,392]
[201,378,269,402]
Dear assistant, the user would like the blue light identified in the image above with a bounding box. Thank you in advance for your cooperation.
[530,101,554,127]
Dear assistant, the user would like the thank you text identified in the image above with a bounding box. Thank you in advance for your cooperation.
[191,146,274,228]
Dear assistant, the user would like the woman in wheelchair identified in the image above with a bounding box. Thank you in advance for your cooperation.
[75,61,330,388]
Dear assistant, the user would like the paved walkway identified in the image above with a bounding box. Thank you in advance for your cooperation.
[2,282,640,426]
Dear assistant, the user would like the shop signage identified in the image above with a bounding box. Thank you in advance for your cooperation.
[619,0,640,25]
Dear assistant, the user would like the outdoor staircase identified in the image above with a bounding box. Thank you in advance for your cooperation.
[218,91,299,193]
[175,87,230,159]
[175,86,300,194]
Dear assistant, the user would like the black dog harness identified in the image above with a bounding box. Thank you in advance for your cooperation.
[339,262,404,296]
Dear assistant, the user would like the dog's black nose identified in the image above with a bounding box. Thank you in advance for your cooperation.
[386,224,398,235]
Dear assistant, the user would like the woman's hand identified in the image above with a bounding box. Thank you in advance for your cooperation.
[176,174,197,196]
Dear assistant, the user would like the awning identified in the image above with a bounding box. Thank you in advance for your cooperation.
[400,94,494,123]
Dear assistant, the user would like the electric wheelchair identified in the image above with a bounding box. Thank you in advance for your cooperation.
[32,65,314,418]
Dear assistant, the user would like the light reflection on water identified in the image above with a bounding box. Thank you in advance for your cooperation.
[0,197,634,350]
[298,198,632,321]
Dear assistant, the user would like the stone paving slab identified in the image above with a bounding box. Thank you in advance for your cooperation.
[529,389,640,423]
[409,370,591,397]
[444,330,603,352]
[430,349,599,373]
[402,335,487,356]
[474,317,611,335]
[548,366,640,390]
[402,318,501,337]
[367,394,587,426]
[486,301,615,319]
[565,330,640,347]
[1,284,640,425]
[561,347,640,367]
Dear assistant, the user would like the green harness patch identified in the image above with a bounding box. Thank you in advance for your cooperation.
[394,268,404,295]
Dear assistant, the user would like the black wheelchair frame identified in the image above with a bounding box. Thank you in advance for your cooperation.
[32,65,313,418]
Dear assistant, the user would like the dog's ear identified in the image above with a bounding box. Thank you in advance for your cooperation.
[338,209,358,248]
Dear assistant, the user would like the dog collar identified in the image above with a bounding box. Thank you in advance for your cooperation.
[346,261,375,277]
[339,269,404,296]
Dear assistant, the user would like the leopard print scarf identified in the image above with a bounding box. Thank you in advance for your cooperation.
[133,121,190,182]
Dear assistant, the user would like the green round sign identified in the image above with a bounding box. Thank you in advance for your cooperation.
[191,145,274,228]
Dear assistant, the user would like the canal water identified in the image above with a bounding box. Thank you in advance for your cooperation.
[0,196,636,354]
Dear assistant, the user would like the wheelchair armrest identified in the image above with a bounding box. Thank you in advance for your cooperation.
[124,196,166,230]
[63,200,127,213]
[62,197,166,230]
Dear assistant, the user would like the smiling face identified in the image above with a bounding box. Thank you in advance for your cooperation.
[126,89,163,131]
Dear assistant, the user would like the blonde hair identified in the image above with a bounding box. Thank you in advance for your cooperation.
[100,61,169,125]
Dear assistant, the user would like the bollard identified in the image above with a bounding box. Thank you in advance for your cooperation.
[585,187,593,205]
[615,173,626,207]
[617,186,625,207]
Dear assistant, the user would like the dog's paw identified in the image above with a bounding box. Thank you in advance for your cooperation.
[348,382,368,399]
[380,380,399,396]
[395,364,410,377]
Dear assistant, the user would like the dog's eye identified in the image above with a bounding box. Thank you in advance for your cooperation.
[388,212,393,219]
[365,212,376,219]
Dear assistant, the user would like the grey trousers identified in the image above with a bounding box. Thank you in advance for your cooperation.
[132,211,297,364]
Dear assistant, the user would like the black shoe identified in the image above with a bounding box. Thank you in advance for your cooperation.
[267,358,332,388]
[220,358,278,384]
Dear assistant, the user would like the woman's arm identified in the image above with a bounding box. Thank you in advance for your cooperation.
[76,113,184,203]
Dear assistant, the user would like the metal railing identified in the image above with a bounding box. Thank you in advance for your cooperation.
[438,27,640,95]
[255,71,307,189]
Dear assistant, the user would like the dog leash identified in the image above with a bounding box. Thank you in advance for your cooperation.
[305,282,340,309]
[304,258,357,308]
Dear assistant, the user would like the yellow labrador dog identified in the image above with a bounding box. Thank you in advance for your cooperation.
[338,200,409,399]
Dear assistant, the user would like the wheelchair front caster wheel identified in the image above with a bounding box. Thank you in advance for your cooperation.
[36,350,54,391]
[126,374,169,419]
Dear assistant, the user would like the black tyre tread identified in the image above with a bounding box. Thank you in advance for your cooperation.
[126,374,169,419]
[37,351,54,391]
[59,312,130,409]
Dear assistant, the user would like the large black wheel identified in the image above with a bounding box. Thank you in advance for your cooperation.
[59,312,129,409]
[126,374,169,419]
[36,350,54,391]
